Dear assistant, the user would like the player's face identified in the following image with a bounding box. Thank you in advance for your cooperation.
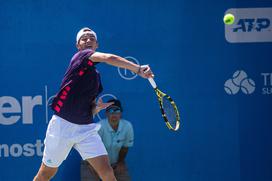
[77,34,98,51]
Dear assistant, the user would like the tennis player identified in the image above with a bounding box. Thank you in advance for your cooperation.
[33,27,153,181]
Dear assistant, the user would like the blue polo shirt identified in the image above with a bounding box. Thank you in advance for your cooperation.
[51,49,103,125]
[98,119,134,164]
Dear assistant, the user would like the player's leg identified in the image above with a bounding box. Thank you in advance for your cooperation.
[34,115,74,181]
[86,155,116,181]
[74,124,116,181]
[33,163,58,181]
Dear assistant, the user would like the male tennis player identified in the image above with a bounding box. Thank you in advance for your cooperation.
[33,27,153,181]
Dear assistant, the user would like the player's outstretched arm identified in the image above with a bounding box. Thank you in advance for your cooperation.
[89,52,154,78]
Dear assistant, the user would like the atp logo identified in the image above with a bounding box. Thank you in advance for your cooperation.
[224,70,256,95]
[233,18,270,32]
[225,8,272,43]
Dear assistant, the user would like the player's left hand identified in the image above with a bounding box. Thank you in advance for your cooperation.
[97,97,114,110]
[93,98,114,114]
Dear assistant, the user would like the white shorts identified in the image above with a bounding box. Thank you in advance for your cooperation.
[42,115,108,168]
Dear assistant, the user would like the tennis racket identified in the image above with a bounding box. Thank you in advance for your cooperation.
[148,78,180,131]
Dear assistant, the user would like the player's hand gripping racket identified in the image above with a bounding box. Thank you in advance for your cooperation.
[148,78,180,131]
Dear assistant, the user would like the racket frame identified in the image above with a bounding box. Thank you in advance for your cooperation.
[148,78,180,131]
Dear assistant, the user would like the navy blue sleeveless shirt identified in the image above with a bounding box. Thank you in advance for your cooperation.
[51,49,103,124]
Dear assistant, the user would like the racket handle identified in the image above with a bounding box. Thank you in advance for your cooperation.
[148,78,157,89]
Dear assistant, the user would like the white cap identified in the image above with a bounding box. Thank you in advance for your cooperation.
[76,27,97,44]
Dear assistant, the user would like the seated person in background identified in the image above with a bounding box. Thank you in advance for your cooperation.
[81,99,134,181]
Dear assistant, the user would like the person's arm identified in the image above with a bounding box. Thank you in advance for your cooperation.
[117,147,129,164]
[90,52,153,78]
[113,147,129,173]
[114,123,134,173]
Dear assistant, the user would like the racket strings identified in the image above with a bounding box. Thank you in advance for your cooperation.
[162,96,178,128]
